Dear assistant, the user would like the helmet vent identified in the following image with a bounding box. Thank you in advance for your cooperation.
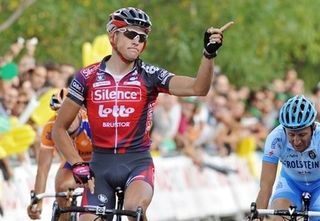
[279,95,317,130]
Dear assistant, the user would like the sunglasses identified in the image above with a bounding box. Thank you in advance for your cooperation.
[118,28,148,43]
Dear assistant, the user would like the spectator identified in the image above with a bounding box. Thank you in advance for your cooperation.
[174,97,204,164]
[46,63,68,88]
[60,63,76,79]
[212,74,230,97]
[213,108,242,155]
[29,65,48,93]
[151,93,181,155]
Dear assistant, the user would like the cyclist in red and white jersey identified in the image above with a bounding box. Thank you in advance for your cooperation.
[53,7,233,221]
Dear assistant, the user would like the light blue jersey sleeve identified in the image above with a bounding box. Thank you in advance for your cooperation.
[262,125,285,165]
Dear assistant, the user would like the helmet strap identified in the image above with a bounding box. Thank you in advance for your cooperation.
[116,49,134,64]
[311,123,316,136]
[141,42,147,53]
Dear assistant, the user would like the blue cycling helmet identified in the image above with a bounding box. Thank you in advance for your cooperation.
[279,95,317,130]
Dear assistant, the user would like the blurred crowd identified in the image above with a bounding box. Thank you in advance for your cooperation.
[0,38,76,183]
[1,37,320,205]
[151,68,320,165]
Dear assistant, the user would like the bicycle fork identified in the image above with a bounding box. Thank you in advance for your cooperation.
[115,187,143,221]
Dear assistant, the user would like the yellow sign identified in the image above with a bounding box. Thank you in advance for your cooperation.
[31,88,58,126]
[82,34,112,67]
[0,117,36,158]
[236,136,259,178]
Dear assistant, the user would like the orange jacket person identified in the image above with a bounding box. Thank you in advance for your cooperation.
[27,88,92,221]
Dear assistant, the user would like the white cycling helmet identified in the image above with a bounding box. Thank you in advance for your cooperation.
[106,7,152,33]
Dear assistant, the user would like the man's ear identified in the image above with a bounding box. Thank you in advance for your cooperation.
[108,31,114,38]
[108,32,114,41]
[141,42,147,52]
[108,32,117,47]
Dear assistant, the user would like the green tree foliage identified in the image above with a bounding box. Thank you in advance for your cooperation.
[1,0,320,90]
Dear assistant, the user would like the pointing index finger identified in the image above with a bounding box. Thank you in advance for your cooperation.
[88,178,95,194]
[220,21,234,32]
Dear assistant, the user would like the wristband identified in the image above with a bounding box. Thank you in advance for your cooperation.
[203,49,217,59]
[203,29,222,58]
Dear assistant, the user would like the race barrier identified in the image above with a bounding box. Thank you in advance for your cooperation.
[148,155,259,220]
[0,154,259,221]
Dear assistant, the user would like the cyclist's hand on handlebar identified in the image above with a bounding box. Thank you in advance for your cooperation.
[203,21,234,58]
[27,203,42,219]
[72,162,95,193]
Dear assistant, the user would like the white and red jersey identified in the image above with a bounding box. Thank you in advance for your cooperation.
[68,56,174,153]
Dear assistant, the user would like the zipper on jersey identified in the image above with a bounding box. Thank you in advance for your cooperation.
[109,68,135,154]
[114,81,119,154]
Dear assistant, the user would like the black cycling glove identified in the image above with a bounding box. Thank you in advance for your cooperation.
[203,30,222,59]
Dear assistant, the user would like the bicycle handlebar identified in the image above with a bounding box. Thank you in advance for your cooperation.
[249,202,320,221]
[52,204,143,220]
[30,188,83,205]
[59,205,139,216]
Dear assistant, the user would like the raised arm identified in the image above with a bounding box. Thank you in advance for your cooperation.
[169,57,214,96]
[169,22,234,96]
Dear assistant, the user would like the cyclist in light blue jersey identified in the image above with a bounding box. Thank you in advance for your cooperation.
[255,95,320,220]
